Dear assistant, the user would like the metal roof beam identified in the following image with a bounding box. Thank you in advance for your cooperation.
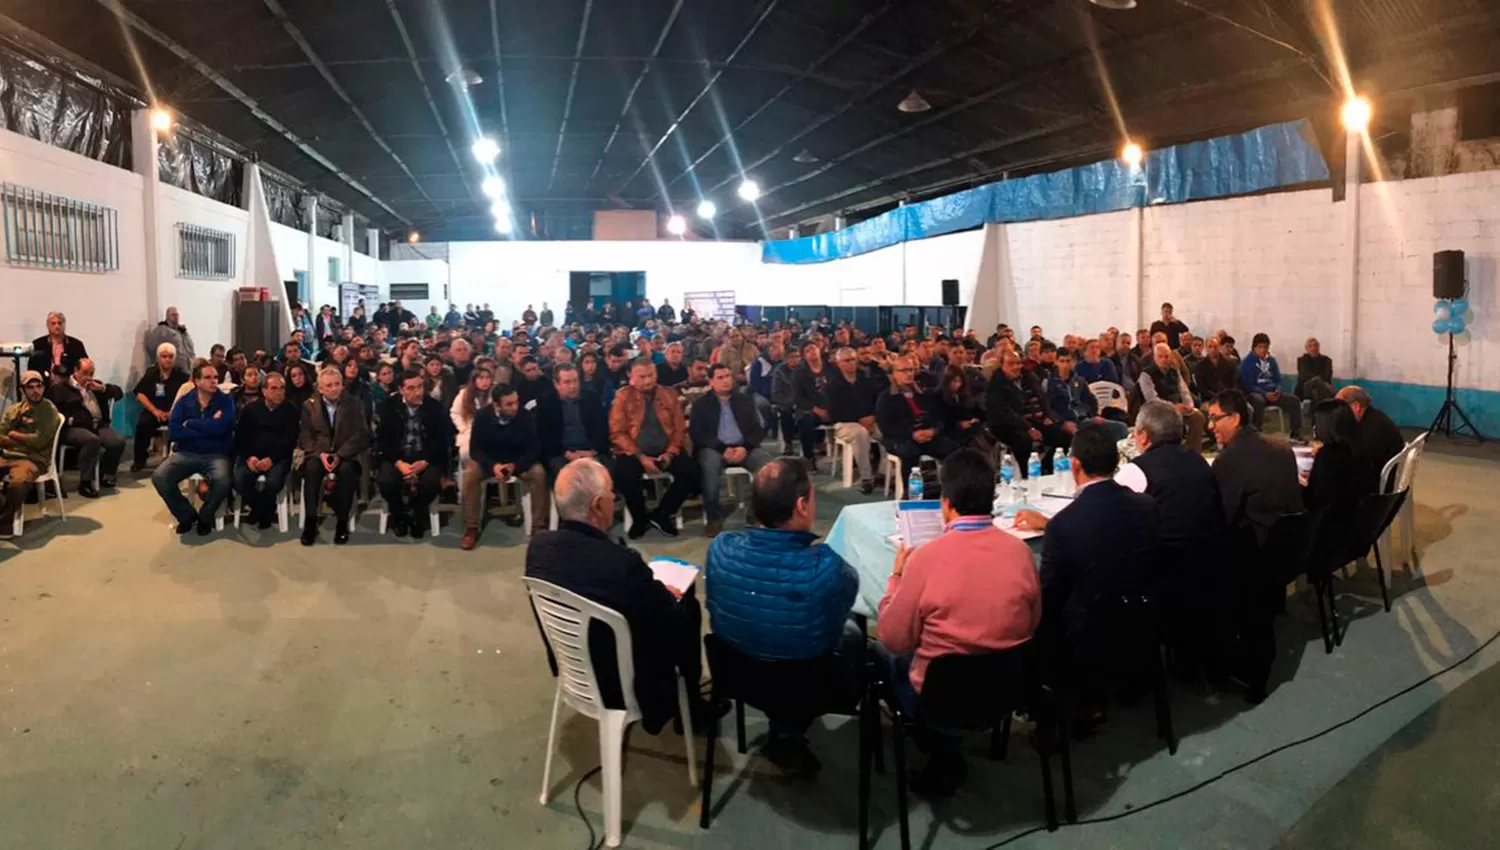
[382,0,473,203]
[547,0,596,193]
[584,0,684,190]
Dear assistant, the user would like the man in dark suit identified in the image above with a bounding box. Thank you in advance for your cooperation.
[375,369,451,539]
[232,372,300,530]
[689,364,772,538]
[876,354,958,481]
[1206,389,1302,546]
[298,366,372,545]
[524,458,709,735]
[47,358,123,496]
[986,349,1067,476]
[28,311,89,385]
[1337,385,1406,486]
[1016,424,1159,719]
[536,363,611,480]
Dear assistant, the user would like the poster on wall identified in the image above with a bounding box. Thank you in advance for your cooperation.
[684,290,737,323]
[339,282,379,320]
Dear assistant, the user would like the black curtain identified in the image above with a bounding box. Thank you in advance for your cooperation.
[0,35,132,167]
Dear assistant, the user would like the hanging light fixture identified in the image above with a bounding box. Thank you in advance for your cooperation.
[666,214,687,236]
[481,176,506,199]
[150,107,174,133]
[896,89,932,113]
[1088,0,1138,8]
[792,149,819,164]
[471,138,501,164]
[696,200,717,220]
[737,179,761,202]
[446,68,484,88]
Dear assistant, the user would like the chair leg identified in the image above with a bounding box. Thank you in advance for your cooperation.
[1327,578,1344,647]
[676,675,698,788]
[1037,704,1058,832]
[600,711,627,848]
[992,713,1012,761]
[857,688,873,850]
[429,511,440,537]
[890,710,911,850]
[539,683,563,804]
[1401,498,1416,569]
[53,480,66,519]
[700,698,718,829]
[1054,687,1076,823]
[1373,543,1391,613]
[734,700,746,755]
[1154,644,1177,755]
[1313,579,1333,654]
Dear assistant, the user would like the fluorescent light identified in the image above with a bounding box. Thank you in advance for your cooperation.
[666,214,687,236]
[696,200,717,220]
[737,179,761,202]
[481,176,505,199]
[471,137,501,164]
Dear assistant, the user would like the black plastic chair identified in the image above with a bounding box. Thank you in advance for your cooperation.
[870,644,1070,850]
[1262,510,1343,653]
[1342,490,1409,614]
[699,635,870,840]
[1095,593,1178,756]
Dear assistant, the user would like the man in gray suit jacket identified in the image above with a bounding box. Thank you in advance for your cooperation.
[299,366,371,545]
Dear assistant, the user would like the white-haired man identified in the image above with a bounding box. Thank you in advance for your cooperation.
[524,458,713,735]
[131,342,189,473]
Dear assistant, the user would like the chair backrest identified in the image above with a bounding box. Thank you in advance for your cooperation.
[703,634,857,719]
[1089,381,1128,412]
[1262,509,1335,583]
[1396,432,1427,492]
[523,577,637,721]
[918,644,1035,731]
[1378,446,1407,496]
[42,416,64,475]
[1347,490,1408,560]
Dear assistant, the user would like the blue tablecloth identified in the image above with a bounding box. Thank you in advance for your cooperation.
[827,492,1056,619]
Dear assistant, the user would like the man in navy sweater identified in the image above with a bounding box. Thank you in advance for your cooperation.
[1238,332,1302,439]
[153,360,236,535]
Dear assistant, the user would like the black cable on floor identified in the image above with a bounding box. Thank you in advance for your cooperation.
[980,623,1500,849]
[573,764,604,850]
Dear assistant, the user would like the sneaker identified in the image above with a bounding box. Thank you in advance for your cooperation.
[334,522,350,545]
[648,511,679,537]
[763,736,822,778]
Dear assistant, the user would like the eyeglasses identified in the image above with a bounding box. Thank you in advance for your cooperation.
[1207,412,1232,425]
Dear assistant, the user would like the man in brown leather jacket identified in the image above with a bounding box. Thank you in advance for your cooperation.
[609,357,700,540]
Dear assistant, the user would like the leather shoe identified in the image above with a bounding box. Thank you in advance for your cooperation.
[626,521,650,540]
[256,514,274,531]
[176,518,195,535]
[78,483,100,499]
[334,522,350,545]
[648,511,679,537]
[195,519,213,536]
[390,516,409,538]
[409,518,427,540]
[460,527,480,550]
[300,524,318,546]
[100,477,116,489]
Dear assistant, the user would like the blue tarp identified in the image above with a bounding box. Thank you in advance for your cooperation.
[761,119,1330,265]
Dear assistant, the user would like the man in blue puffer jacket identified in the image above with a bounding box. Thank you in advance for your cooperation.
[706,456,858,776]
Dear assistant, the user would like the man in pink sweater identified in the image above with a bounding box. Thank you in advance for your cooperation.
[877,448,1041,796]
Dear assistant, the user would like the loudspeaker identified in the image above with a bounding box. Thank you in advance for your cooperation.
[941,278,960,306]
[1434,250,1466,299]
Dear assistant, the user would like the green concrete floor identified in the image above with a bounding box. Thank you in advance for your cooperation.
[2,436,1499,850]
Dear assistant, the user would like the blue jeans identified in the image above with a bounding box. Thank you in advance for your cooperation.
[697,446,774,523]
[153,452,231,525]
[874,642,960,757]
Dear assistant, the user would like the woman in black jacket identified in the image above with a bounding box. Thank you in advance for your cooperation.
[1306,399,1376,560]
[937,365,986,448]
[284,362,315,408]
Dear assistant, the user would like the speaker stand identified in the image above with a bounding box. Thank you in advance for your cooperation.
[1428,333,1486,442]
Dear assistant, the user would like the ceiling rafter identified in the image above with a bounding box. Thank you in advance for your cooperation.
[546,0,595,193]
[612,0,785,195]
[90,0,411,225]
[584,0,685,190]
[382,0,473,207]
[488,0,513,203]
[655,0,898,198]
[259,0,438,213]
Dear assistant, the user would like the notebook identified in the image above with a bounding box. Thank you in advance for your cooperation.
[649,558,700,595]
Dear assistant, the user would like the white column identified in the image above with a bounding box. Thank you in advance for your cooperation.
[366,227,381,259]
[341,212,355,281]
[130,109,163,329]
[1128,205,1145,330]
[303,195,318,308]
[1339,131,1362,379]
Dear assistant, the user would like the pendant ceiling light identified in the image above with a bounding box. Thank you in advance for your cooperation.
[897,89,932,113]
[1088,0,1138,9]
[792,149,820,164]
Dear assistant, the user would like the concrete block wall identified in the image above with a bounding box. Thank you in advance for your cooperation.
[1143,190,1343,368]
[1004,211,1138,338]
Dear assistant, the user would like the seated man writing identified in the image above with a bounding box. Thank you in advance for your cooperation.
[375,369,452,539]
[690,364,773,539]
[707,457,859,776]
[461,383,549,549]
[298,367,371,546]
[48,357,124,496]
[232,372,300,530]
[877,449,1042,796]
[610,357,700,540]
[153,361,235,536]
[877,354,960,481]
[0,372,62,538]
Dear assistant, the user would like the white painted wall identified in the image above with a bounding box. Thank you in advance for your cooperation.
[267,222,375,310]
[1004,210,1138,338]
[377,259,450,317]
[753,228,987,311]
[156,183,249,359]
[0,129,149,390]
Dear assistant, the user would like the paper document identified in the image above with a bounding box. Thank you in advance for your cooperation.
[895,500,944,548]
[649,558,700,595]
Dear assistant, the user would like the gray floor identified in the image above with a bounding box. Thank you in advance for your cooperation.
[2,437,1499,850]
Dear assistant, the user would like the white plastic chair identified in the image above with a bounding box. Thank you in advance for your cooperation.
[375,498,439,537]
[884,452,936,499]
[58,443,99,493]
[484,476,534,537]
[622,472,682,531]
[830,434,887,489]
[1088,381,1128,414]
[1380,433,1426,570]
[232,483,291,533]
[524,578,697,848]
[13,425,66,536]
[184,474,228,532]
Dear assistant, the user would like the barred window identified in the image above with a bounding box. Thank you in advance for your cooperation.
[177,223,235,279]
[389,283,429,300]
[2,183,119,272]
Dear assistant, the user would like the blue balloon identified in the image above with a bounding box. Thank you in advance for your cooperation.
[1435,300,1451,313]
[1433,317,1451,334]
[1451,298,1470,316]
[1435,305,1452,322]
[1451,318,1467,335]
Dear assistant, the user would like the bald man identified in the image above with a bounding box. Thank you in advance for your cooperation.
[1336,385,1405,485]
[524,459,712,736]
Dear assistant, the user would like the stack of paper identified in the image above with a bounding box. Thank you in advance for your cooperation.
[649,558,700,595]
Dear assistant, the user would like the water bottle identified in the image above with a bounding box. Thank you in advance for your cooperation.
[255,473,267,492]
[996,450,1015,508]
[1054,448,1073,495]
[1027,451,1042,499]
[325,470,337,495]
[907,466,923,501]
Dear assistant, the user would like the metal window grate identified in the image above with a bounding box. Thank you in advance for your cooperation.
[177,223,236,279]
[389,283,429,300]
[2,183,119,272]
